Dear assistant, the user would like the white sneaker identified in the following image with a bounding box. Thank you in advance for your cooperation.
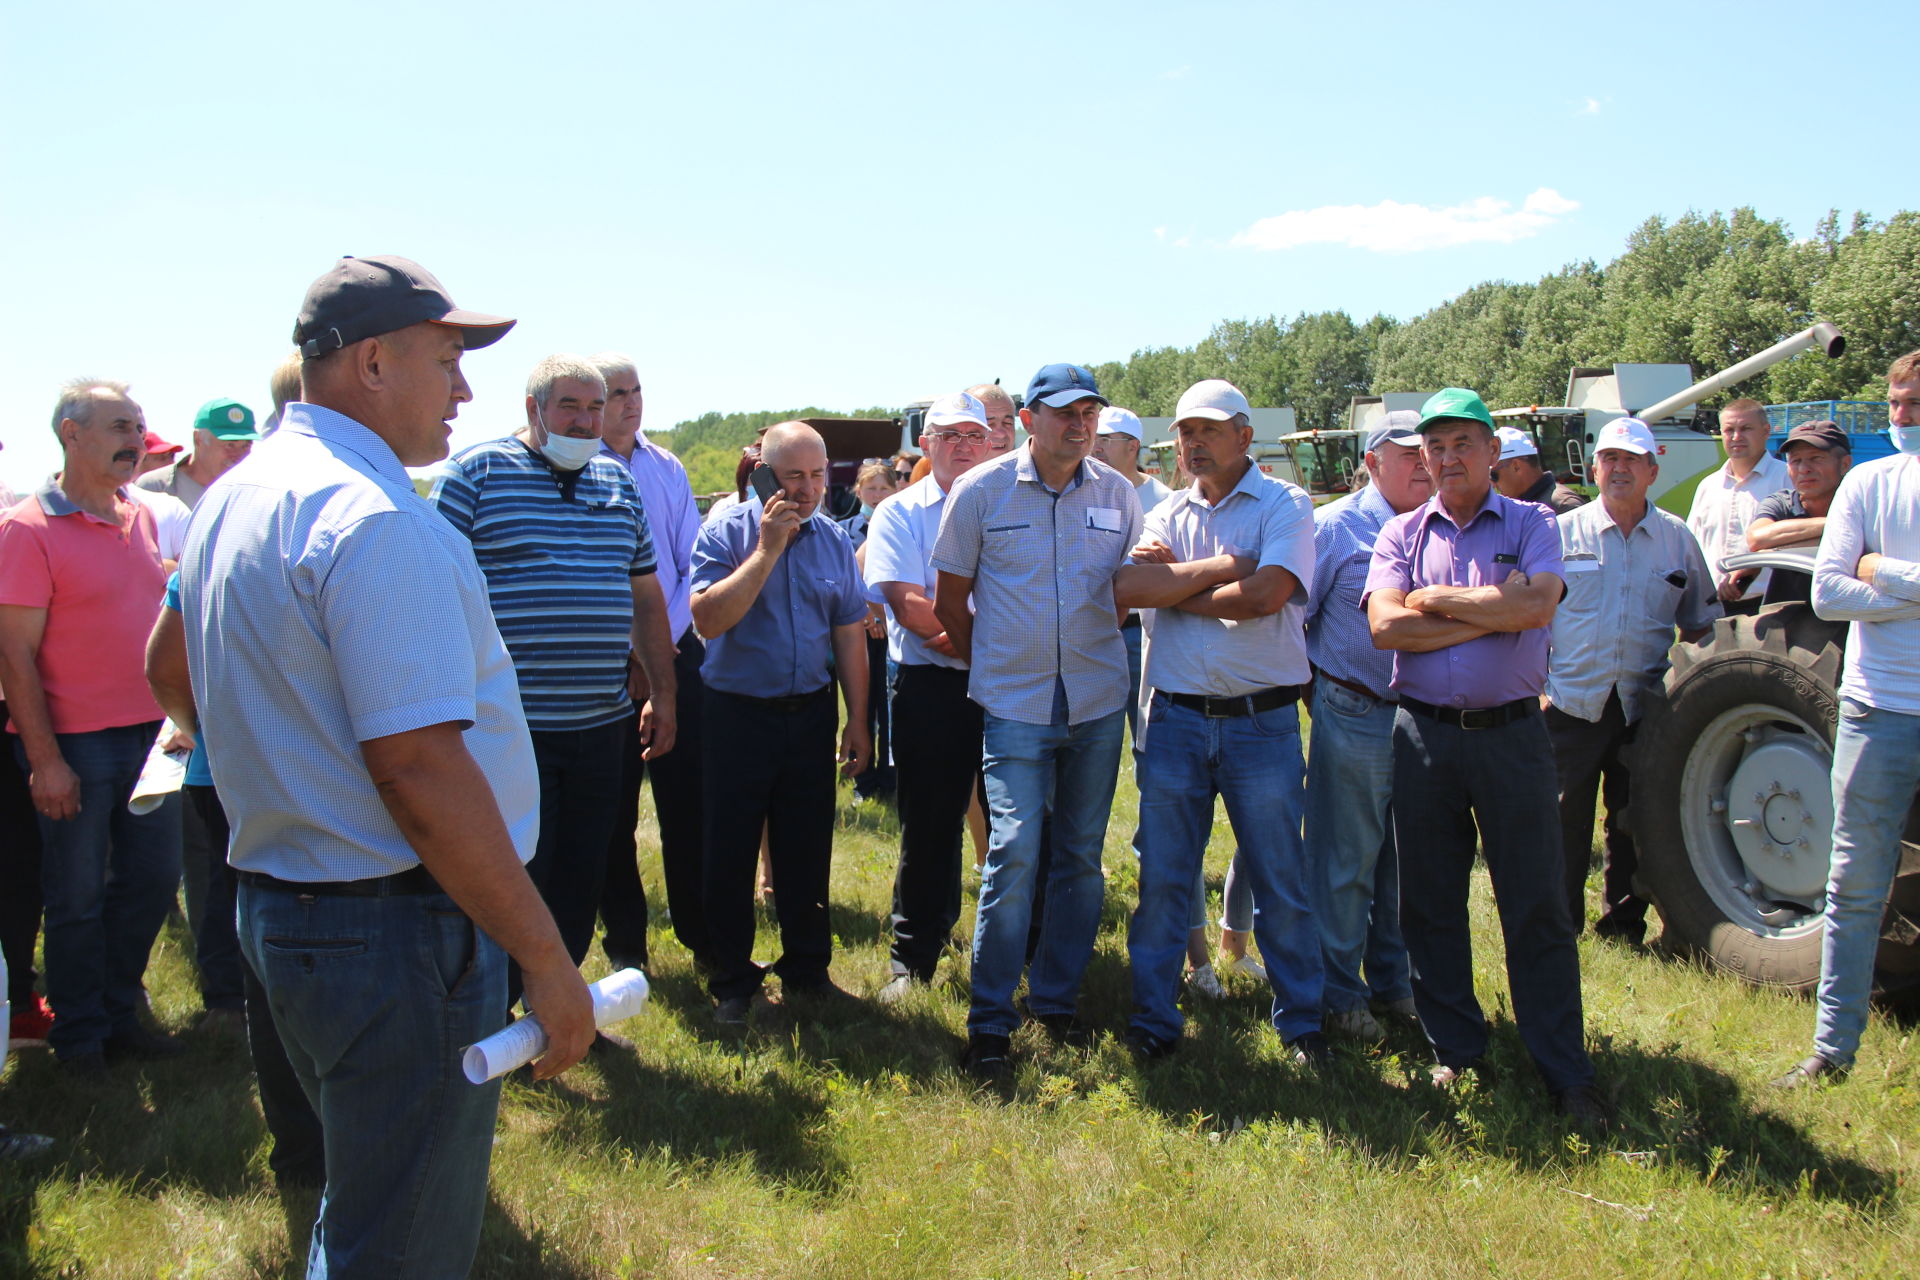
[1185,964,1227,1000]
[1327,1007,1386,1041]
[1224,954,1268,982]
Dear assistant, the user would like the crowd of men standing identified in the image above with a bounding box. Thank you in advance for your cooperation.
[1,251,1916,1276]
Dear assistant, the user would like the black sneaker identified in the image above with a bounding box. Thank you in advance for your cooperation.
[1771,1053,1845,1090]
[713,996,753,1029]
[961,1033,1012,1082]
[58,1051,107,1078]
[0,1126,54,1162]
[1124,1028,1180,1063]
[1552,1083,1612,1129]
[104,1024,186,1061]
[1029,1011,1095,1050]
[784,979,862,1020]
[1287,1031,1333,1071]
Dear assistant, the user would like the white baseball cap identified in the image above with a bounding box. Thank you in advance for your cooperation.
[1096,406,1144,439]
[926,391,988,430]
[1495,426,1539,461]
[1173,379,1251,423]
[1593,416,1656,456]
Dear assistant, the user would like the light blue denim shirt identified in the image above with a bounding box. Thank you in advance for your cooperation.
[178,404,539,881]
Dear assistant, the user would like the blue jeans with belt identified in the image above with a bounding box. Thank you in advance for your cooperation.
[241,879,508,1279]
[1129,694,1321,1043]
[970,689,1125,1038]
[1815,700,1920,1066]
[1303,673,1412,1014]
[1391,706,1594,1093]
[19,723,180,1061]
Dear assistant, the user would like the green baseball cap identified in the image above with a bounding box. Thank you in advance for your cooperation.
[1418,387,1495,433]
[194,397,262,441]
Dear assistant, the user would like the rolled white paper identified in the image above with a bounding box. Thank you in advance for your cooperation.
[129,720,190,815]
[462,967,650,1084]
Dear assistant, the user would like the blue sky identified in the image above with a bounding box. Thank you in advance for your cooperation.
[1,0,1907,491]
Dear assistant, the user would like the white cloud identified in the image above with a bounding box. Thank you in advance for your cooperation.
[1580,97,1602,115]
[1229,187,1580,254]
[1153,226,1167,241]
[1161,64,1191,79]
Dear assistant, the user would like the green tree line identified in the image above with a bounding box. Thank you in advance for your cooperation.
[654,207,1919,477]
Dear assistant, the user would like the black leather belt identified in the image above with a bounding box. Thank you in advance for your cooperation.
[1401,695,1536,730]
[720,685,832,713]
[1321,671,1394,705]
[1163,685,1303,718]
[236,865,442,897]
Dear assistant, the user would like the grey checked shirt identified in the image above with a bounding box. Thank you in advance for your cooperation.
[932,446,1143,725]
[1546,499,1718,724]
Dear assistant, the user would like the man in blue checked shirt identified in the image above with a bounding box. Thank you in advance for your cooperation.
[179,255,595,1276]
[1300,412,1431,1043]
[432,354,678,1022]
[691,422,871,1028]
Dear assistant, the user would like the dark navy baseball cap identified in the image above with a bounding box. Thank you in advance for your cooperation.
[293,255,515,358]
[1025,363,1109,409]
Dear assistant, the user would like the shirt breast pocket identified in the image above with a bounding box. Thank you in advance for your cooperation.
[1644,567,1687,618]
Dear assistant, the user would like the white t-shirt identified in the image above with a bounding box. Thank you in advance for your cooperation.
[131,486,192,562]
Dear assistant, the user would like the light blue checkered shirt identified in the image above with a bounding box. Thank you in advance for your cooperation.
[178,404,540,882]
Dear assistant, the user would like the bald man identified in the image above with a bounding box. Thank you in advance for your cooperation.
[690,423,872,1026]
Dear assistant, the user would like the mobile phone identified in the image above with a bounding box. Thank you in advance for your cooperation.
[749,464,780,503]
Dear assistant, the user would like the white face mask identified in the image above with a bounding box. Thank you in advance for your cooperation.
[533,408,604,471]
[1889,415,1920,457]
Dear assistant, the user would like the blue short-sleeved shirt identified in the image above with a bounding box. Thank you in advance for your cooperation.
[432,437,655,731]
[178,404,539,882]
[690,502,867,697]
[162,572,214,788]
[1306,484,1401,697]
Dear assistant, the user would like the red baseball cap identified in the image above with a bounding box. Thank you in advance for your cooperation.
[144,431,183,457]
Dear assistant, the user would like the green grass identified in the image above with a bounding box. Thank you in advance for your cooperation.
[4,752,1917,1278]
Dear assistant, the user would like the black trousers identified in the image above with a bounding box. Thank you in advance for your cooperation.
[183,784,245,1010]
[193,785,324,1185]
[888,664,983,980]
[854,634,895,794]
[702,685,838,1001]
[0,718,42,1008]
[1547,693,1644,936]
[600,631,709,968]
[509,718,628,1006]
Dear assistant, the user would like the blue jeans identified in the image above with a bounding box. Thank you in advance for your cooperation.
[1303,674,1412,1013]
[19,724,181,1060]
[1128,696,1322,1043]
[1815,700,1920,1066]
[970,696,1125,1037]
[1392,707,1593,1093]
[241,881,509,1278]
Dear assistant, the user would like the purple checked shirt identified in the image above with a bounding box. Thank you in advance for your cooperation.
[603,434,700,642]
[1362,491,1564,708]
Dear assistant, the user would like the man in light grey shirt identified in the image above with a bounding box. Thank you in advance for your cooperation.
[933,362,1141,1079]
[135,398,262,509]
[1546,417,1716,942]
[1112,378,1322,1064]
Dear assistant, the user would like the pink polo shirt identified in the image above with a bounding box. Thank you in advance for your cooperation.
[0,480,168,734]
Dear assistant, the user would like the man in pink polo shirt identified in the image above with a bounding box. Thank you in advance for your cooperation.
[0,379,183,1075]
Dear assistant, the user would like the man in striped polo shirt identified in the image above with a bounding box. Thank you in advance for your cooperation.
[432,354,679,1020]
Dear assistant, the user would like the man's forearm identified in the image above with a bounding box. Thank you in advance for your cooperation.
[1747,517,1824,551]
[881,585,944,642]
[1113,554,1244,609]
[831,624,869,725]
[629,575,678,702]
[690,548,779,637]
[1409,583,1553,633]
[0,646,61,768]
[934,573,974,663]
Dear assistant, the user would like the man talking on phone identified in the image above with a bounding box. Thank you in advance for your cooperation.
[690,421,871,1027]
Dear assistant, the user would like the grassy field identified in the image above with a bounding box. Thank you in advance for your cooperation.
[2,753,1916,1279]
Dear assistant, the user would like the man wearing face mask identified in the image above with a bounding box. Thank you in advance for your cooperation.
[433,354,678,1025]
[1781,352,1920,1088]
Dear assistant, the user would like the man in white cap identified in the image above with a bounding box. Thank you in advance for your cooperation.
[1094,406,1173,513]
[1493,426,1585,515]
[1302,411,1432,1041]
[1545,417,1716,942]
[1114,378,1323,1064]
[866,392,992,998]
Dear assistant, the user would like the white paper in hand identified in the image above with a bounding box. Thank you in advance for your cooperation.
[129,719,190,815]
[462,968,650,1084]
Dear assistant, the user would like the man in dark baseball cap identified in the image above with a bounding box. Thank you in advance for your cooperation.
[1744,419,1853,606]
[293,254,515,359]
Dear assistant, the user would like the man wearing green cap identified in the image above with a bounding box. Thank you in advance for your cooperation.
[135,397,262,510]
[1364,387,1605,1127]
